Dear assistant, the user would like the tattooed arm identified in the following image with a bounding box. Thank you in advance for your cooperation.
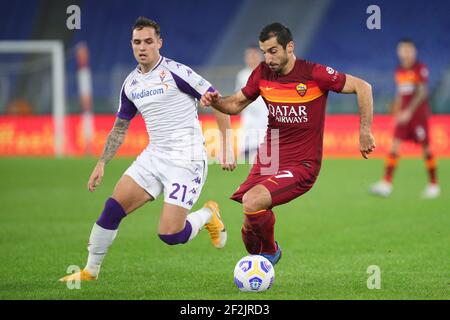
[99,118,131,164]
[87,118,131,192]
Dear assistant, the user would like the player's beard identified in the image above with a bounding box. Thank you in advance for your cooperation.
[274,54,289,74]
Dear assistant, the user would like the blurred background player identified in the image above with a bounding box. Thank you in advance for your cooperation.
[201,22,375,266]
[60,17,235,282]
[370,39,440,198]
[235,45,268,163]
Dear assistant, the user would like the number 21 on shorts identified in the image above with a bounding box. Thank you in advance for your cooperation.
[169,183,188,202]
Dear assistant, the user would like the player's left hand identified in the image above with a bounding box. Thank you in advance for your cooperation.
[219,146,236,171]
[359,130,376,159]
[396,109,413,125]
[200,90,221,107]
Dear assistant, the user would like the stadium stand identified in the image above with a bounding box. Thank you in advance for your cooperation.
[306,0,450,113]
[1,0,449,114]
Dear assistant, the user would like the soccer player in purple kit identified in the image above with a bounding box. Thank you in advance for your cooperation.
[60,17,235,282]
[201,22,376,265]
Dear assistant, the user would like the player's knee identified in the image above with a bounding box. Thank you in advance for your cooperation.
[422,144,432,158]
[242,193,257,213]
[242,192,269,213]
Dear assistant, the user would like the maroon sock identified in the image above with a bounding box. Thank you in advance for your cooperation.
[244,210,276,254]
[241,225,261,254]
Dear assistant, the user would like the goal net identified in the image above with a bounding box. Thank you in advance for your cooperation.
[0,41,66,157]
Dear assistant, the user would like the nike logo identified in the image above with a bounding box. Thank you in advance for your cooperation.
[274,170,294,179]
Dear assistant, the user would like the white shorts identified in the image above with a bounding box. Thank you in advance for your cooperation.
[124,150,207,210]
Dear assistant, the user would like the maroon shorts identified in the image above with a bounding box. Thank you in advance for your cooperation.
[230,164,319,208]
[394,117,429,144]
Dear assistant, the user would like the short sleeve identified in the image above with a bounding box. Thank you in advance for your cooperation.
[241,63,262,101]
[117,82,138,120]
[312,63,346,92]
[168,62,214,99]
[416,64,429,83]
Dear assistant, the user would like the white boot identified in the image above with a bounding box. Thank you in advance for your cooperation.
[421,184,440,199]
[369,180,393,197]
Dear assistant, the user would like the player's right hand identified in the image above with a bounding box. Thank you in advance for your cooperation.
[200,90,220,107]
[395,109,413,125]
[359,131,376,159]
[88,161,105,192]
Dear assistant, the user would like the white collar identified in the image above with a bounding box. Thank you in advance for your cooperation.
[136,55,163,75]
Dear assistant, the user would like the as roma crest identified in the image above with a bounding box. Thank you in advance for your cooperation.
[296,83,307,97]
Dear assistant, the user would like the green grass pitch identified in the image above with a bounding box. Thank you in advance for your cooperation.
[0,157,448,299]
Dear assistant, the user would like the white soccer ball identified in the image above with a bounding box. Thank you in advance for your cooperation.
[233,255,275,292]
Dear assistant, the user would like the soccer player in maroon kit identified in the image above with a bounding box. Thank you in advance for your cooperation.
[201,22,375,265]
[370,39,440,198]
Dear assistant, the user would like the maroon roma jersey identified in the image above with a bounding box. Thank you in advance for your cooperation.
[241,59,346,175]
[395,61,430,119]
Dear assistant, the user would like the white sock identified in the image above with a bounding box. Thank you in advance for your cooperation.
[84,223,118,277]
[186,207,212,241]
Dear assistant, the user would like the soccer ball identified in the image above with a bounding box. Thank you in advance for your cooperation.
[233,255,275,292]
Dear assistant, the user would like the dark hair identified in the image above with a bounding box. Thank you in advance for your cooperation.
[398,38,415,45]
[132,16,160,36]
[259,22,293,48]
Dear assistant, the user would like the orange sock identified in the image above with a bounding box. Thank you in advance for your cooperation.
[384,153,398,183]
[425,154,437,184]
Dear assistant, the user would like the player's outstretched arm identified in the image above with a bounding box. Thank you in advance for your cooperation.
[87,118,131,192]
[211,108,236,171]
[341,74,376,159]
[200,90,252,115]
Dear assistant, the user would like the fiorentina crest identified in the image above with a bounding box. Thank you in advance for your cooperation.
[296,83,307,97]
[159,69,166,82]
